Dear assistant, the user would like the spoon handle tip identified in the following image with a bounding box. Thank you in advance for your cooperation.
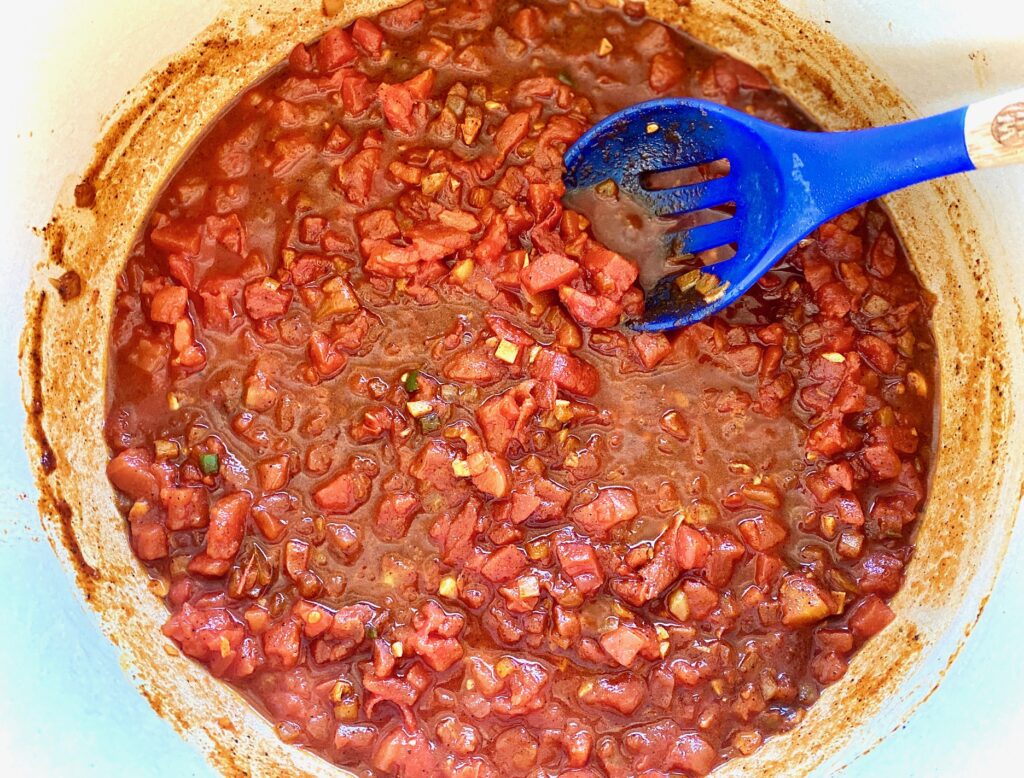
[965,87,1024,169]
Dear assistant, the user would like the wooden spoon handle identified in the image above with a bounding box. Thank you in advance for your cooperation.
[965,88,1024,169]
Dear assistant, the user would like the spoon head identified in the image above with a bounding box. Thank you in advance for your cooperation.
[563,99,787,330]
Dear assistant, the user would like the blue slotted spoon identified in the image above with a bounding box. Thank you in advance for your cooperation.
[563,88,1024,331]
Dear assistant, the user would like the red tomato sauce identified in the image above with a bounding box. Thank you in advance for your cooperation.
[105,1,936,775]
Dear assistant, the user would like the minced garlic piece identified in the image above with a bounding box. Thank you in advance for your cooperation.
[494,339,520,364]
[405,400,433,418]
[438,575,458,599]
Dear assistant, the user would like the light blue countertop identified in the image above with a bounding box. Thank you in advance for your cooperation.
[1,0,1022,775]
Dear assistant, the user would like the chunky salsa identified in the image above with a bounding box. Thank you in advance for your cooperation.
[105,1,936,775]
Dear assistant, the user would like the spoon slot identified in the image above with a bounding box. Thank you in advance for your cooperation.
[675,202,735,230]
[647,176,737,216]
[640,157,730,191]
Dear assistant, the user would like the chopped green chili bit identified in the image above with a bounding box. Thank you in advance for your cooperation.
[403,369,420,392]
[365,624,378,640]
[199,453,220,474]
[558,70,574,86]
[419,412,442,433]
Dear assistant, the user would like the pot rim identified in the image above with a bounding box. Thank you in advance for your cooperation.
[18,1,1024,775]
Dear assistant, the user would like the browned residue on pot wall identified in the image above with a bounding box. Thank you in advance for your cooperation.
[19,1,1021,776]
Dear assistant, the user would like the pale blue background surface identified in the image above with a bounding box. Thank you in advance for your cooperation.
[1,1,1023,776]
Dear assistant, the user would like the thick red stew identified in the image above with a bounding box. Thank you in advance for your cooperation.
[105,1,936,775]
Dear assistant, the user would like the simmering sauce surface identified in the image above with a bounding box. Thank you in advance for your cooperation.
[104,1,936,775]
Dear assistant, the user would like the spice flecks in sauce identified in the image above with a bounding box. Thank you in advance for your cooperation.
[104,1,935,775]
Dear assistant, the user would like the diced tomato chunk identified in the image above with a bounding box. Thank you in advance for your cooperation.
[704,532,745,589]
[151,221,203,255]
[162,603,260,679]
[811,649,849,684]
[150,286,189,324]
[379,71,434,135]
[484,314,535,347]
[476,380,553,454]
[362,240,419,278]
[807,416,861,457]
[633,332,672,370]
[313,459,376,514]
[373,492,420,541]
[738,513,787,551]
[206,213,245,254]
[859,334,897,374]
[681,580,718,620]
[335,724,378,756]
[317,27,357,72]
[726,344,762,375]
[581,242,639,300]
[244,279,293,320]
[469,451,512,498]
[263,617,302,669]
[556,541,605,595]
[578,673,646,715]
[167,254,196,289]
[869,231,898,277]
[205,492,251,561]
[673,525,711,569]
[649,51,687,93]
[529,347,600,397]
[411,439,461,492]
[836,492,865,526]
[357,209,401,241]
[862,443,902,479]
[288,42,313,73]
[571,487,638,538]
[379,83,418,135]
[520,252,580,294]
[443,346,505,386]
[107,447,159,502]
[337,148,381,204]
[668,733,717,776]
[848,594,895,639]
[352,18,385,56]
[188,553,231,577]
[511,6,546,41]
[600,625,648,667]
[290,254,333,286]
[399,600,465,672]
[429,498,478,564]
[819,221,864,264]
[559,286,622,328]
[308,331,348,379]
[341,74,377,115]
[323,124,352,155]
[779,574,834,627]
[379,0,426,32]
[816,281,854,318]
[494,111,531,160]
[198,273,243,331]
[481,545,528,583]
[132,522,168,560]
[372,727,442,778]
[857,551,905,595]
[163,486,210,531]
